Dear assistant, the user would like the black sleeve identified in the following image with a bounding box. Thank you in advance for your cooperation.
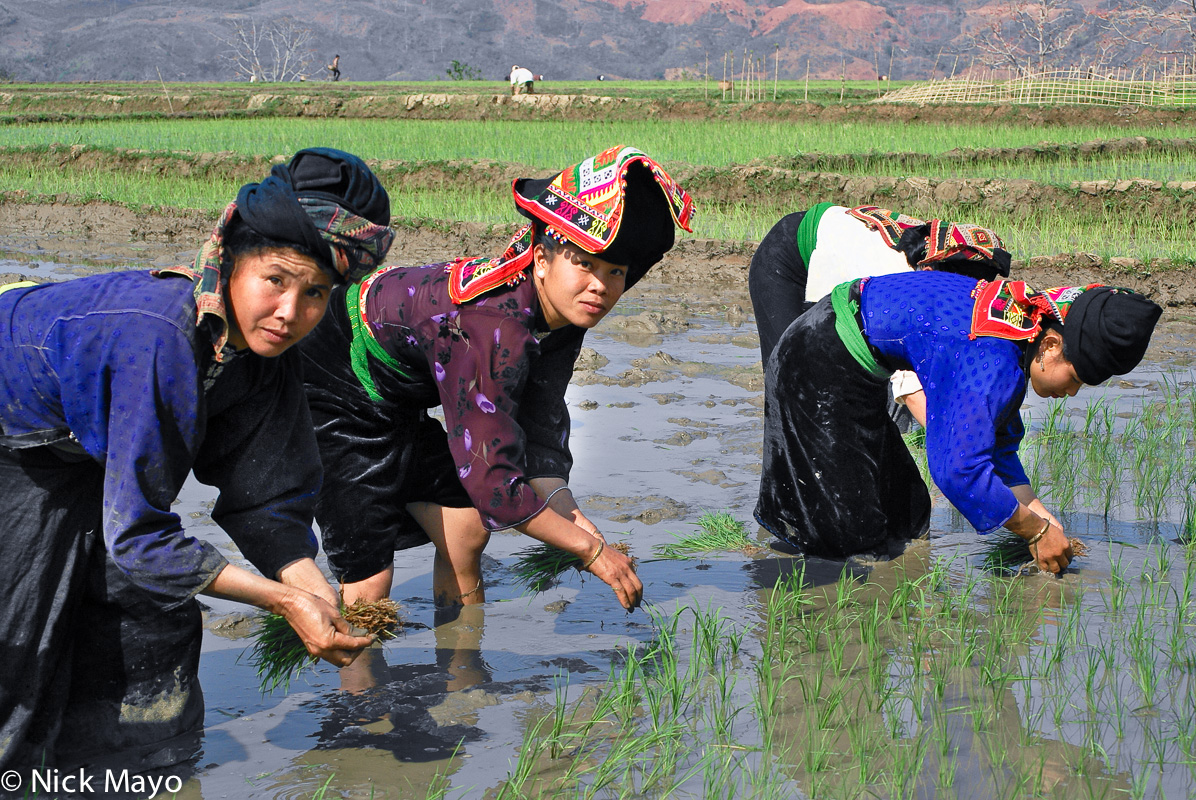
[519,325,585,481]
[192,351,321,580]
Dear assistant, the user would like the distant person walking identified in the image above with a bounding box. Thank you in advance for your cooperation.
[327,54,341,82]
[510,64,534,95]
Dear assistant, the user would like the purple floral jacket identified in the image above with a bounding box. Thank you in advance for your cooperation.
[363,264,583,530]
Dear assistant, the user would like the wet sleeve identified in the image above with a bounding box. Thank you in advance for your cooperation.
[922,342,1026,534]
[519,326,583,480]
[192,354,321,580]
[428,310,547,531]
[57,316,228,610]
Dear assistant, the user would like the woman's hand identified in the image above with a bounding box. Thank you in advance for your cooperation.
[1006,498,1072,574]
[580,534,643,611]
[202,563,374,666]
[1031,522,1073,574]
[518,502,642,611]
[277,589,376,667]
[277,557,342,608]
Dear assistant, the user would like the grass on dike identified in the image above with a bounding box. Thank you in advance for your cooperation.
[0,78,926,104]
[3,161,1191,262]
[4,117,1196,167]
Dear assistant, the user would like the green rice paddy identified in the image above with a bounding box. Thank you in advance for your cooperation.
[3,117,1195,166]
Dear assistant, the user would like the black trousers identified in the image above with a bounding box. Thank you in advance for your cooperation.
[753,296,930,557]
[748,212,811,366]
[0,446,201,770]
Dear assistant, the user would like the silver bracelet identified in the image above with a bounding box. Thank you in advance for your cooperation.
[543,485,571,505]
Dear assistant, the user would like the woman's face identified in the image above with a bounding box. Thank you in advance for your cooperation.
[225,248,333,356]
[1028,332,1085,399]
[533,242,627,330]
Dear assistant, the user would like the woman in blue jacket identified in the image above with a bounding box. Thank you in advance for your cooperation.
[0,148,393,768]
[755,270,1161,572]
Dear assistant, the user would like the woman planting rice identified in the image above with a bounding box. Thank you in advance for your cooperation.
[300,145,693,613]
[0,148,393,768]
[754,270,1161,572]
[749,203,1012,427]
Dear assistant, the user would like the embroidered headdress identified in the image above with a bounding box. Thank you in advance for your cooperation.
[448,145,695,304]
[969,280,1098,341]
[848,206,1012,279]
[970,279,1161,384]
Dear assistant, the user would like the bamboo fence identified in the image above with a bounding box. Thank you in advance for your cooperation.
[875,67,1196,107]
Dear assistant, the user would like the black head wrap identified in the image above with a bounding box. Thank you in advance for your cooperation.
[234,147,393,284]
[1063,287,1162,385]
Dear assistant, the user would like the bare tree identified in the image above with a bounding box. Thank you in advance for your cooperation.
[217,17,315,82]
[1101,1,1196,62]
[970,0,1092,75]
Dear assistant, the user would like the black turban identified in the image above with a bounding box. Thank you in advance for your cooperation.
[235,147,393,284]
[1064,288,1162,385]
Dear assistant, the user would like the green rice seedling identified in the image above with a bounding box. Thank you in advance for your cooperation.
[10,117,1196,168]
[245,612,313,695]
[653,511,760,559]
[245,598,403,695]
[510,539,634,593]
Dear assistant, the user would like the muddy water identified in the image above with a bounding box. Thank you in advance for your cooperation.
[4,258,1194,798]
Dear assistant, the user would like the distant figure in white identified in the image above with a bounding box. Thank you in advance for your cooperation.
[510,65,534,95]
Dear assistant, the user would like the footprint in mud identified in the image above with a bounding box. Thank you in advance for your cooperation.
[648,392,684,404]
[654,429,709,446]
[674,468,746,489]
[587,494,689,524]
[573,346,609,371]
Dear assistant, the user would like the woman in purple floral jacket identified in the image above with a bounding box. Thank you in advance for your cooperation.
[300,146,694,612]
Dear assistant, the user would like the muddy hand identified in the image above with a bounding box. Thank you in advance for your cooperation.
[1033,523,1073,575]
[282,590,376,666]
[585,540,642,610]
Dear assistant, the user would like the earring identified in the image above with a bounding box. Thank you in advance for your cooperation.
[1037,353,1045,371]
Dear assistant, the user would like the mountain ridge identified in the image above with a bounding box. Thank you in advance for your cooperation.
[0,0,1170,84]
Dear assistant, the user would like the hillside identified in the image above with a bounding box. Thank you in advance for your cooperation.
[0,0,1169,84]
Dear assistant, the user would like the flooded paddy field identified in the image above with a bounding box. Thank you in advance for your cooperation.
[6,256,1196,800]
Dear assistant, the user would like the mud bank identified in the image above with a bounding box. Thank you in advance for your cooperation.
[2,200,1196,306]
[7,144,1196,226]
[6,86,1196,125]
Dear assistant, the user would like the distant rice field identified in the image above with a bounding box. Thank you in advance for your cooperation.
[4,117,1196,168]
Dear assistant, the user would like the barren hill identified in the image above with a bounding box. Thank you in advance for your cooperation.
[0,0,1169,83]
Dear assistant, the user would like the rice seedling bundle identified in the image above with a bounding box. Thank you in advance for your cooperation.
[245,598,403,694]
[511,540,634,594]
[653,511,763,559]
